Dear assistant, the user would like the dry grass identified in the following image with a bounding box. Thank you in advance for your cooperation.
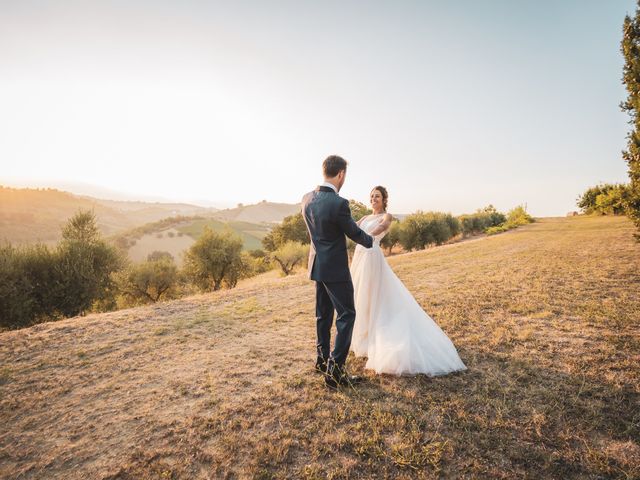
[0,215,638,479]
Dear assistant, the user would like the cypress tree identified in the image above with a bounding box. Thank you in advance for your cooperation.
[621,4,640,239]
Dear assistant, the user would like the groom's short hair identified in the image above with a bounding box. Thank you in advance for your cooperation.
[323,155,348,178]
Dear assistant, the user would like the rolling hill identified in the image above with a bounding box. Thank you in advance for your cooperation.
[114,216,273,264]
[0,186,300,260]
[212,201,300,224]
[0,216,638,479]
[0,186,214,244]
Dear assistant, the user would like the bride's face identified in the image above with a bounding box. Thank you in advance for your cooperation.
[370,189,384,211]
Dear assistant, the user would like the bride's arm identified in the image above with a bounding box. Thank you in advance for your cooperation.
[369,213,393,236]
[356,215,368,226]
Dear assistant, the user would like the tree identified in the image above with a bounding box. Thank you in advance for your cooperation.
[349,199,372,221]
[621,6,640,239]
[147,251,174,262]
[458,206,507,236]
[117,257,178,305]
[594,186,630,215]
[271,241,309,276]
[243,249,272,276]
[262,213,309,252]
[380,220,401,254]
[0,243,38,329]
[61,209,101,243]
[183,227,244,291]
[54,210,123,317]
[577,183,630,215]
[398,211,459,251]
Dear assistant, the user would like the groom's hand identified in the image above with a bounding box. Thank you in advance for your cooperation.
[338,200,373,248]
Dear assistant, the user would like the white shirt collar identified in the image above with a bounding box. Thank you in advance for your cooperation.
[321,181,338,193]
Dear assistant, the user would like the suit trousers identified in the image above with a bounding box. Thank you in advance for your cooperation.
[315,280,356,366]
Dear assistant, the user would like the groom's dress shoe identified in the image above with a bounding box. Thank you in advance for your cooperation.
[325,361,363,390]
[314,356,327,374]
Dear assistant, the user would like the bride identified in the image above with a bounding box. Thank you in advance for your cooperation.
[350,186,467,376]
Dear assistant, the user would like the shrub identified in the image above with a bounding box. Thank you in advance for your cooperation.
[0,243,39,329]
[183,227,244,291]
[505,205,534,228]
[349,200,372,222]
[486,225,509,235]
[147,251,174,262]
[271,241,309,276]
[243,249,273,276]
[0,210,123,328]
[380,219,401,254]
[459,205,507,236]
[54,211,123,317]
[262,213,309,252]
[577,184,630,215]
[398,211,459,251]
[116,257,179,305]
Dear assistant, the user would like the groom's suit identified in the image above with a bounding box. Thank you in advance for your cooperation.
[301,185,373,366]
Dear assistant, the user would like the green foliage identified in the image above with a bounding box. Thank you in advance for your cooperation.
[505,205,534,227]
[262,213,309,252]
[380,219,401,254]
[242,249,273,276]
[271,241,309,276]
[621,7,640,238]
[54,210,124,317]
[178,218,269,251]
[183,227,245,291]
[0,243,40,329]
[0,210,122,329]
[577,183,630,215]
[116,256,179,305]
[484,205,534,235]
[459,205,507,236]
[147,251,174,262]
[61,210,101,243]
[398,211,460,251]
[349,200,372,221]
[485,225,509,235]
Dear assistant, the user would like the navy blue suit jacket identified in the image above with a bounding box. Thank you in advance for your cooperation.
[301,186,373,283]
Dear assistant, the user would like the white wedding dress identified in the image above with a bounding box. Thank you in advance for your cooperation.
[350,214,467,376]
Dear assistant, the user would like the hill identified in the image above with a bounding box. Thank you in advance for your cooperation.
[115,216,272,264]
[212,201,300,224]
[0,216,638,479]
[0,186,214,244]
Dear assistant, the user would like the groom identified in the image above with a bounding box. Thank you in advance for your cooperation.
[301,155,374,389]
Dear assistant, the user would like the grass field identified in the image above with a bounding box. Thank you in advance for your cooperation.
[176,218,270,251]
[0,216,638,479]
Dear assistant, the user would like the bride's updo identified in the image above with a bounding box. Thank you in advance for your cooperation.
[371,185,388,212]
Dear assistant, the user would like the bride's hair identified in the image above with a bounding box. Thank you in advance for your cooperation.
[371,186,388,211]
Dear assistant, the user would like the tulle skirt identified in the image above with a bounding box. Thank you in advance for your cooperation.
[350,244,467,376]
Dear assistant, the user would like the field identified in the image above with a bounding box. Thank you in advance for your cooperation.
[176,219,271,251]
[0,216,638,479]
[127,228,196,265]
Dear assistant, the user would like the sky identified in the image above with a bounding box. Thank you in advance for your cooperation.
[0,0,636,215]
